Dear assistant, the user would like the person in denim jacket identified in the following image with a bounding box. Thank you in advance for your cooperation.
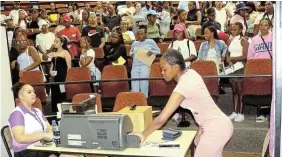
[198,26,227,73]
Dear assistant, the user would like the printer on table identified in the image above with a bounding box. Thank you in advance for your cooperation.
[60,113,136,150]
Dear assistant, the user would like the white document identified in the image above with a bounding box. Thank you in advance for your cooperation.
[135,47,156,67]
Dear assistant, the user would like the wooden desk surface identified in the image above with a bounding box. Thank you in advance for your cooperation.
[28,130,197,157]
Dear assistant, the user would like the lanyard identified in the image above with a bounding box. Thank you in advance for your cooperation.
[32,109,45,132]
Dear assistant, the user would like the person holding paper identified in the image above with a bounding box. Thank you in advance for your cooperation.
[133,49,233,157]
[79,36,101,92]
[50,37,71,112]
[103,28,127,67]
[198,26,227,74]
[226,22,249,122]
[130,25,160,97]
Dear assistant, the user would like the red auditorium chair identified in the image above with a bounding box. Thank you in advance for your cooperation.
[93,48,104,71]
[15,98,43,112]
[157,43,170,54]
[155,43,170,62]
[113,92,148,112]
[19,71,46,104]
[65,67,92,101]
[242,59,272,116]
[190,60,219,102]
[100,65,130,110]
[72,93,103,113]
[100,65,129,98]
[193,40,204,53]
[195,28,202,36]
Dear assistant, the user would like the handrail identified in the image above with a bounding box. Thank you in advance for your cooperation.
[27,74,272,86]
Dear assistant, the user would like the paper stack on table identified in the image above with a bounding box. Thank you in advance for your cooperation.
[135,47,156,67]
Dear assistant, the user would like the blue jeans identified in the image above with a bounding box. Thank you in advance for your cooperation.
[91,67,101,86]
[131,65,150,97]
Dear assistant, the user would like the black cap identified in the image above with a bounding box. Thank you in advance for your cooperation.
[234,3,248,13]
[155,1,163,7]
[207,8,216,15]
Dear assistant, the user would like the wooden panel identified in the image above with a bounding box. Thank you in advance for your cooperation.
[86,2,97,6]
[57,8,68,14]
[77,3,84,7]
[56,4,67,8]
[20,1,30,4]
[1,11,10,16]
[40,5,50,9]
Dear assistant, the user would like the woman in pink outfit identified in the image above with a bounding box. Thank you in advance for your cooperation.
[133,49,233,157]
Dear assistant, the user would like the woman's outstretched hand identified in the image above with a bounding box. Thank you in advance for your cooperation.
[130,132,146,146]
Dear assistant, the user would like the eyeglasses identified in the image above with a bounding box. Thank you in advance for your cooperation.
[14,40,27,45]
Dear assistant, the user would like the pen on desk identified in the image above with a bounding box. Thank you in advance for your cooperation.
[158,144,180,148]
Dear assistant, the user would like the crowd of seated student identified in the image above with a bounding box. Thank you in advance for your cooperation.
[1,1,274,124]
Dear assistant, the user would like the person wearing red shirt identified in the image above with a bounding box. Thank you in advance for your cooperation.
[57,15,81,58]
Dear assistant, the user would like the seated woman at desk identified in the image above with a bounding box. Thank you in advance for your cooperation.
[8,83,57,157]
[133,49,233,157]
[130,25,160,97]
[103,27,128,67]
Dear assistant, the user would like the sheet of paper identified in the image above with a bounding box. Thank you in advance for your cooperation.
[135,47,156,67]
[112,56,126,65]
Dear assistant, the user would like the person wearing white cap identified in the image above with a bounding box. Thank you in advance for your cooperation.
[155,1,171,38]
[146,10,164,43]
[9,2,27,26]
[36,23,55,61]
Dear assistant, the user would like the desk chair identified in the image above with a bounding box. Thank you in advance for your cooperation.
[1,125,12,157]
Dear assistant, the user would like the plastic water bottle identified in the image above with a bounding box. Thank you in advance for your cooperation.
[51,120,61,147]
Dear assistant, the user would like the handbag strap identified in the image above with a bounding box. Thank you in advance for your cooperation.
[260,35,272,59]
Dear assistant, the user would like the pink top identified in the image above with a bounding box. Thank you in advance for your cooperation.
[173,69,227,127]
[247,32,273,59]
[230,14,247,35]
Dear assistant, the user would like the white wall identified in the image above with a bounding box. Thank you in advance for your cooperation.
[0,26,15,156]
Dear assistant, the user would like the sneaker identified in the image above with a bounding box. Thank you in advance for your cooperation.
[256,115,267,123]
[172,113,180,121]
[228,112,238,120]
[172,113,182,124]
[234,114,245,122]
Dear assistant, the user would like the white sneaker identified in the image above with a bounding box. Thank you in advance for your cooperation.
[256,115,267,123]
[234,114,245,122]
[229,112,238,120]
[172,113,180,121]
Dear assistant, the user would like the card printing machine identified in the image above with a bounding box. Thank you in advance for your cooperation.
[59,97,139,150]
